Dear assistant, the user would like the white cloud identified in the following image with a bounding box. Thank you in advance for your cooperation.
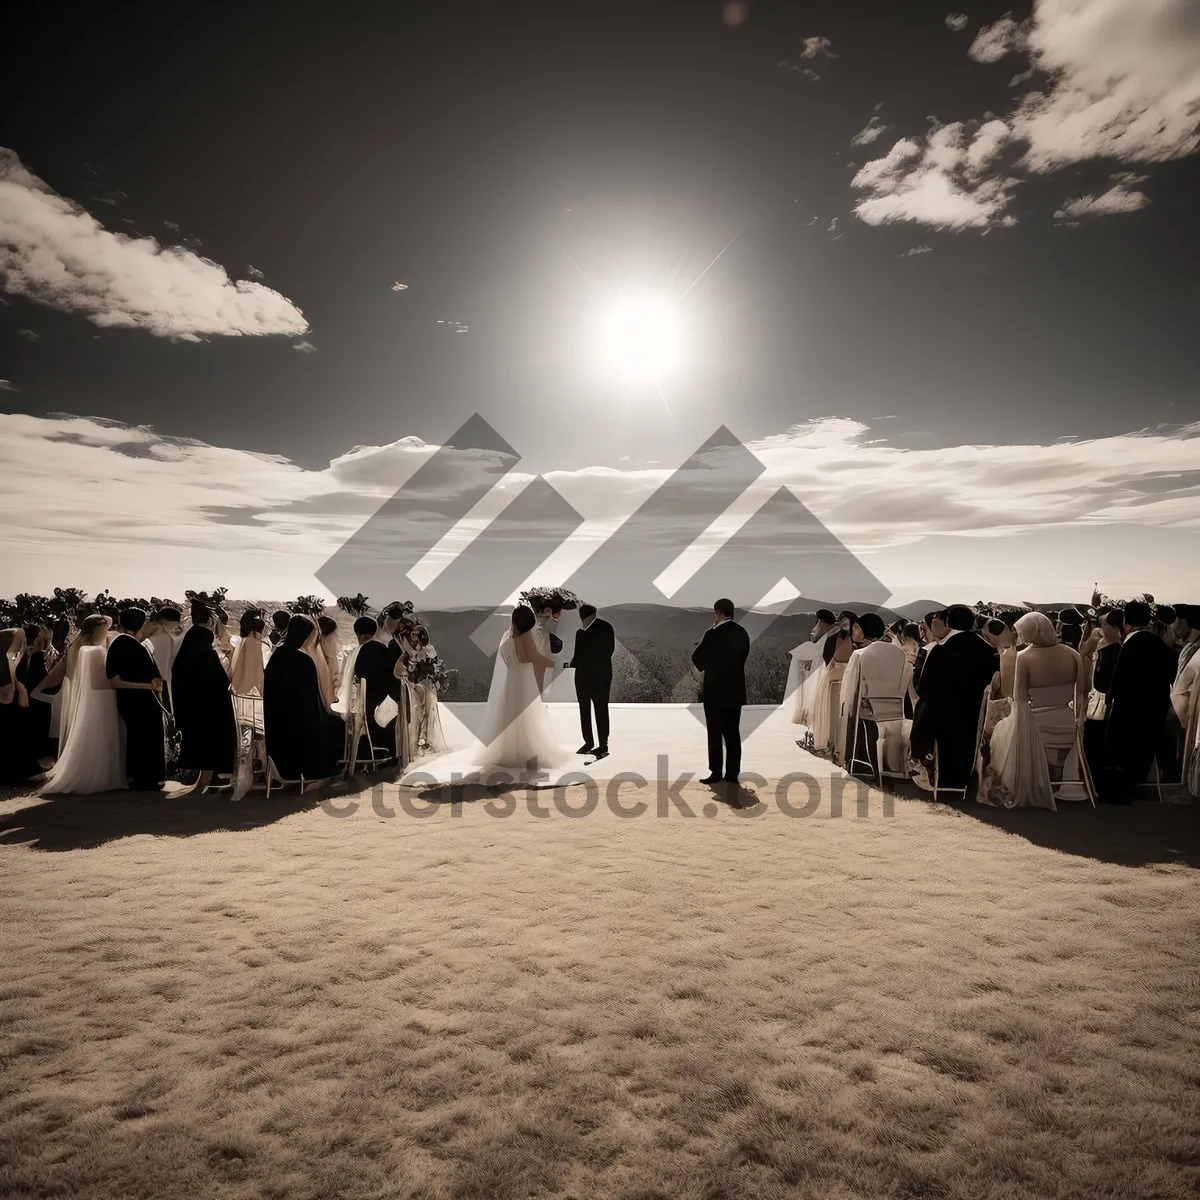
[899,245,933,256]
[803,69,820,82]
[0,148,308,340]
[0,379,15,391]
[850,115,891,146]
[945,14,969,33]
[852,122,1018,229]
[1054,173,1150,219]
[2,412,1199,602]
[800,36,834,59]
[854,0,1200,229]
[292,340,317,353]
[968,16,1028,63]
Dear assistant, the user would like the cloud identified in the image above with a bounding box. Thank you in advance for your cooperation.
[292,340,317,353]
[850,115,891,146]
[854,0,1200,229]
[800,36,834,59]
[945,13,969,33]
[803,69,820,82]
[899,245,933,256]
[0,379,15,391]
[852,121,1018,229]
[2,412,1198,602]
[0,148,308,340]
[18,328,41,341]
[246,264,265,280]
[968,16,1029,63]
[1054,173,1150,219]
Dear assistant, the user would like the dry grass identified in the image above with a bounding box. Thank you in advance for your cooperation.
[1,777,1198,1200]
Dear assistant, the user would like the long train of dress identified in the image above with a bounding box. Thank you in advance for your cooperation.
[400,630,568,785]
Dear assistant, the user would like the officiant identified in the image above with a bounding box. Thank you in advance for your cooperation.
[570,603,615,758]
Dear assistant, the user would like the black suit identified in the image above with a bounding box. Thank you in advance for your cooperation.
[1101,629,1176,802]
[691,619,751,779]
[105,634,165,788]
[354,640,397,755]
[910,631,997,792]
[572,618,615,749]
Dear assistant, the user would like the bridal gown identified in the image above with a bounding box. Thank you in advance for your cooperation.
[43,645,127,795]
[401,629,568,785]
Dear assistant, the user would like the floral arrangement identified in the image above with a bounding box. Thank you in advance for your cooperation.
[405,652,456,693]
[518,587,579,612]
[286,594,328,617]
[337,593,372,616]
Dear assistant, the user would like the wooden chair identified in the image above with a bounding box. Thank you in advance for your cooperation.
[341,680,391,777]
[845,676,908,788]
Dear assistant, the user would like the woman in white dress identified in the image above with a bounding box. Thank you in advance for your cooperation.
[809,619,855,753]
[401,605,566,784]
[784,611,838,725]
[400,624,449,754]
[979,612,1087,810]
[35,615,130,795]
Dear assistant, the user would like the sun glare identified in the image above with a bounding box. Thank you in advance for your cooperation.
[593,295,685,385]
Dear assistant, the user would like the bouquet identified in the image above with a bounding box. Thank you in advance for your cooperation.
[406,652,455,693]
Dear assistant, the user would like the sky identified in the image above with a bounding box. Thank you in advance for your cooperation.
[2,0,1199,606]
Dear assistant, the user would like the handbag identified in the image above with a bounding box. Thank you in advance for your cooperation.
[1086,688,1106,722]
[374,695,399,727]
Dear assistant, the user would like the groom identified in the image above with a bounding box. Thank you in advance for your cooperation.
[105,606,165,790]
[570,603,615,759]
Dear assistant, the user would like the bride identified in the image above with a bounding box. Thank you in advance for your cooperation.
[401,604,567,784]
[35,615,132,794]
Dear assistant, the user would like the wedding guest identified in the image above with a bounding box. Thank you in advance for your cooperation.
[810,614,856,753]
[899,622,922,718]
[317,616,342,693]
[571,603,615,757]
[230,608,267,696]
[146,605,184,709]
[402,623,449,753]
[910,604,998,796]
[691,598,750,785]
[263,615,344,782]
[979,612,1086,809]
[36,616,126,794]
[1100,600,1176,804]
[19,624,53,758]
[1174,605,1199,673]
[1,629,45,785]
[784,609,836,725]
[350,616,398,757]
[105,607,165,790]
[833,612,909,775]
[269,609,292,649]
[171,602,237,789]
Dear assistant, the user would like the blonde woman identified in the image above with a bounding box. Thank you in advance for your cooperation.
[34,615,128,794]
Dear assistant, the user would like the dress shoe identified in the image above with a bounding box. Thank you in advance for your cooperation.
[722,775,740,784]
[576,744,594,755]
[699,774,723,785]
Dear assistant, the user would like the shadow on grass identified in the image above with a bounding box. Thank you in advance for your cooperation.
[877,774,1200,870]
[0,770,396,852]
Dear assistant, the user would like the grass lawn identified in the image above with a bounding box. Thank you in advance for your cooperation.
[1,777,1198,1200]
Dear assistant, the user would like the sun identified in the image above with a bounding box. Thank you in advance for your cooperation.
[593,295,685,385]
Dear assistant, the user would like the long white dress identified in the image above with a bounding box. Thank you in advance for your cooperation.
[43,646,127,795]
[401,629,568,785]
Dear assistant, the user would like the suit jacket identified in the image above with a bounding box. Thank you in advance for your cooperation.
[910,631,997,755]
[572,618,615,683]
[1104,628,1176,759]
[106,634,159,686]
[691,619,751,707]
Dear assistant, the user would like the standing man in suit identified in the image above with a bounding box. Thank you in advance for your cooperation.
[909,604,998,796]
[570,603,615,759]
[1101,599,1177,803]
[691,598,751,785]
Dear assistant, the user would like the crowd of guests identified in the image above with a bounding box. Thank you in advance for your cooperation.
[786,599,1200,808]
[0,599,450,797]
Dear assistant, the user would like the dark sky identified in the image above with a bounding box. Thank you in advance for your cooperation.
[2,0,1198,473]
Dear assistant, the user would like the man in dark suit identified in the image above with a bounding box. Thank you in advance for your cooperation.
[105,606,165,790]
[570,603,615,759]
[909,604,997,796]
[352,616,398,757]
[1101,599,1177,804]
[691,598,751,785]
